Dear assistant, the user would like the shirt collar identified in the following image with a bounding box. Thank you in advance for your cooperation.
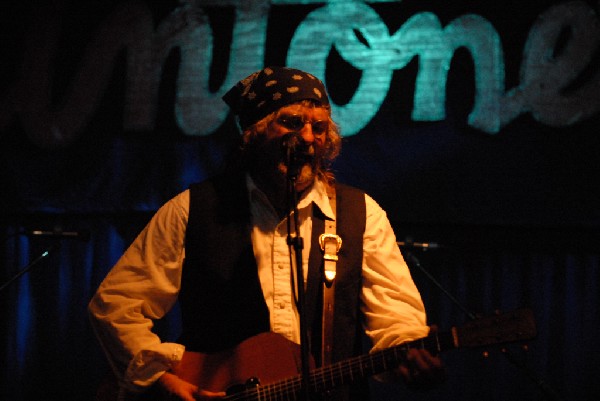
[246,174,335,221]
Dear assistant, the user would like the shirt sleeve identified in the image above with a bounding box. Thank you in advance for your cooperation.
[88,191,190,394]
[360,194,430,352]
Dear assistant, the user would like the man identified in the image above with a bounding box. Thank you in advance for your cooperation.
[89,66,443,401]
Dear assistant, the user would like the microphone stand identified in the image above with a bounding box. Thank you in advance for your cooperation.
[403,248,564,401]
[285,157,311,401]
[0,242,59,293]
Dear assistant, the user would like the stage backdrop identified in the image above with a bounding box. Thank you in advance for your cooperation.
[1,1,599,400]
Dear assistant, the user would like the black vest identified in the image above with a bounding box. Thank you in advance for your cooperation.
[178,173,368,399]
[178,173,269,352]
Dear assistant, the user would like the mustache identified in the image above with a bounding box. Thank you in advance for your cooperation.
[281,132,314,159]
[240,133,323,176]
[280,133,317,178]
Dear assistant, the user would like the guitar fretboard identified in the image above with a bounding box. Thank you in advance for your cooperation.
[224,332,452,400]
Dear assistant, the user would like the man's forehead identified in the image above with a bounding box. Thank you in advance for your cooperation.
[277,103,329,117]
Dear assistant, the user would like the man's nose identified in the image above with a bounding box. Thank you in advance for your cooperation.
[299,123,315,144]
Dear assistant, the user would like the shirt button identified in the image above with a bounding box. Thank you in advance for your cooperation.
[279,302,286,309]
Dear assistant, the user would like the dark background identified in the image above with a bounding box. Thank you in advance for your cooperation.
[1,1,599,400]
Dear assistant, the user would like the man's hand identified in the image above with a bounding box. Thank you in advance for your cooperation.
[396,348,446,389]
[157,372,225,400]
[394,325,446,389]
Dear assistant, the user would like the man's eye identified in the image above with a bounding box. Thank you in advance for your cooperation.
[277,115,328,134]
[312,122,328,134]
[280,116,305,130]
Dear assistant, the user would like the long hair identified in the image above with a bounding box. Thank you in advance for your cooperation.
[239,100,342,185]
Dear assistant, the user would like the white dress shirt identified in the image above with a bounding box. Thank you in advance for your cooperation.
[88,176,429,394]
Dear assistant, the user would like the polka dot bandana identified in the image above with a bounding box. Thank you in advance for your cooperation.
[222,66,330,130]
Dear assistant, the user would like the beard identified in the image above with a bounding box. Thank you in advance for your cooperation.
[278,159,316,192]
[245,134,323,199]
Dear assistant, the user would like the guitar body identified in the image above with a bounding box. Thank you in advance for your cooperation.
[96,309,535,400]
[173,332,307,393]
[97,332,309,400]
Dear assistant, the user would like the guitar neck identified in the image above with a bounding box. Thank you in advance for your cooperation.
[309,331,453,394]
[225,332,454,400]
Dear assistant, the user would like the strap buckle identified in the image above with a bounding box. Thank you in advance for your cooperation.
[319,233,342,285]
[319,233,342,259]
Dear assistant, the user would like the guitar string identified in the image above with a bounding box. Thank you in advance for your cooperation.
[222,342,422,400]
[221,314,530,399]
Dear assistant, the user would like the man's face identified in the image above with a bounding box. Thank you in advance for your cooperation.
[264,103,330,192]
[267,103,329,144]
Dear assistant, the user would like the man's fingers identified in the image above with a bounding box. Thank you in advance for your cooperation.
[407,348,442,370]
[195,388,226,400]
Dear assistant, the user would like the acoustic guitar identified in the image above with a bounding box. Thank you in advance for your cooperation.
[98,308,536,400]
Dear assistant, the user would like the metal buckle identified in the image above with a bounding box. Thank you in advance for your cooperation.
[319,233,342,261]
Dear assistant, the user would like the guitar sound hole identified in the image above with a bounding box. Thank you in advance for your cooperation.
[226,377,260,395]
[245,377,260,387]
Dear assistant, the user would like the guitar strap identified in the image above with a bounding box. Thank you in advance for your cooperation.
[319,185,342,366]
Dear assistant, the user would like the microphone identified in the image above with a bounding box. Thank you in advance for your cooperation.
[281,132,311,179]
[281,131,305,150]
[23,229,91,241]
[397,241,441,250]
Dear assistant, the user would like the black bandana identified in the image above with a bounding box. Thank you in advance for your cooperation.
[222,66,330,130]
